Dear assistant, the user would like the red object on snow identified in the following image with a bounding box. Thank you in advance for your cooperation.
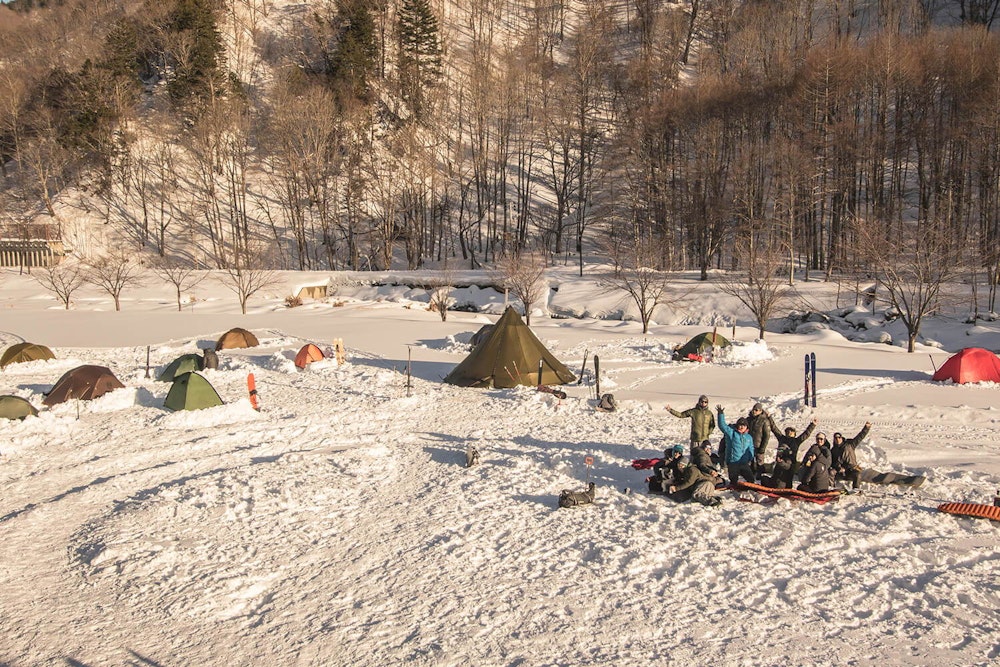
[931,347,1000,384]
[295,343,325,369]
[631,458,663,470]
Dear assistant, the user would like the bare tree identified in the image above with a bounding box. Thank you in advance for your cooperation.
[602,231,678,334]
[34,260,86,309]
[426,264,456,322]
[218,258,281,314]
[716,235,794,339]
[854,220,959,352]
[489,251,549,325]
[85,248,146,311]
[151,256,207,311]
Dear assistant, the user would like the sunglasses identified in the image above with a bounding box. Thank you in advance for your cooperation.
[817,437,826,441]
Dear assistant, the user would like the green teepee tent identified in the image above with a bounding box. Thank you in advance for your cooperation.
[157,353,204,382]
[0,395,39,420]
[676,331,731,359]
[1,342,55,369]
[444,307,575,388]
[164,372,223,411]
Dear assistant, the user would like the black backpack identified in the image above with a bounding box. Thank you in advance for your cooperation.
[597,393,617,412]
[558,482,596,508]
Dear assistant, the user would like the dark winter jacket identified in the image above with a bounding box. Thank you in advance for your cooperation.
[691,446,716,474]
[831,424,871,474]
[747,410,771,460]
[653,452,684,482]
[800,443,833,492]
[668,405,716,443]
[767,417,817,487]
[717,411,754,465]
[668,465,717,502]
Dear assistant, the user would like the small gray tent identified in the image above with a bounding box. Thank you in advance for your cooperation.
[0,395,38,420]
[444,307,575,388]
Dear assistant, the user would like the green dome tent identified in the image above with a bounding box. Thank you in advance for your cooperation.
[157,353,204,382]
[444,307,575,388]
[675,331,731,360]
[0,395,39,420]
[1,343,55,369]
[164,372,223,411]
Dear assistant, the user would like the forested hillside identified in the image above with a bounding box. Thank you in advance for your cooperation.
[0,0,998,308]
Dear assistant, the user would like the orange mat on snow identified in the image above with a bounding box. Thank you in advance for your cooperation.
[732,481,842,504]
[937,502,1000,521]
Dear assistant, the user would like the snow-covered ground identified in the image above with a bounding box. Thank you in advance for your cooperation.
[1,266,998,666]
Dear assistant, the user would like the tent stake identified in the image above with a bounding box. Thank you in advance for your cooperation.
[406,347,412,397]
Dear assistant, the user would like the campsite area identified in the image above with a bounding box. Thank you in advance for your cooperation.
[1,267,999,666]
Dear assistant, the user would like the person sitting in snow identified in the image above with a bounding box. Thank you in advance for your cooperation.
[650,445,685,493]
[667,457,722,506]
[831,422,872,490]
[665,395,715,447]
[716,405,756,484]
[761,416,818,489]
[799,432,834,492]
[691,439,718,475]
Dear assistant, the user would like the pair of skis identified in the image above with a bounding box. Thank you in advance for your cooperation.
[578,351,601,398]
[804,352,817,408]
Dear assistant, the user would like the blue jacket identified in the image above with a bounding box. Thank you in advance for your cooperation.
[718,411,755,465]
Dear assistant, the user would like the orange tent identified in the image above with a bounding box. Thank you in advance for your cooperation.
[932,348,1000,384]
[294,343,325,369]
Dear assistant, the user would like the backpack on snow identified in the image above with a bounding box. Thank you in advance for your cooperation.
[558,482,596,508]
[597,393,618,412]
[465,445,481,468]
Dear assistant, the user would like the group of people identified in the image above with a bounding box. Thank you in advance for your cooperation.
[652,395,873,501]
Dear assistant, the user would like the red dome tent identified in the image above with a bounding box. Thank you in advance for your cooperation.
[294,343,325,369]
[931,348,1000,384]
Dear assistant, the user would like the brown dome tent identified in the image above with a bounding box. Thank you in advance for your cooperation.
[215,328,259,351]
[1,342,55,369]
[43,365,125,406]
[444,307,575,388]
[294,343,325,369]
[932,348,1000,384]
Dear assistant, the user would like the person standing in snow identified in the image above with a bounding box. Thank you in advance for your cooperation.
[799,432,834,492]
[667,457,722,506]
[665,395,716,446]
[762,416,818,489]
[716,405,756,484]
[746,403,771,475]
[831,422,872,490]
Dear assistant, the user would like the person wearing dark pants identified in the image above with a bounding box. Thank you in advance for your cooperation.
[716,406,755,485]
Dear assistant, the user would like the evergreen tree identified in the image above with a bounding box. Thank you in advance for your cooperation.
[166,0,225,109]
[397,0,441,119]
[327,0,378,102]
